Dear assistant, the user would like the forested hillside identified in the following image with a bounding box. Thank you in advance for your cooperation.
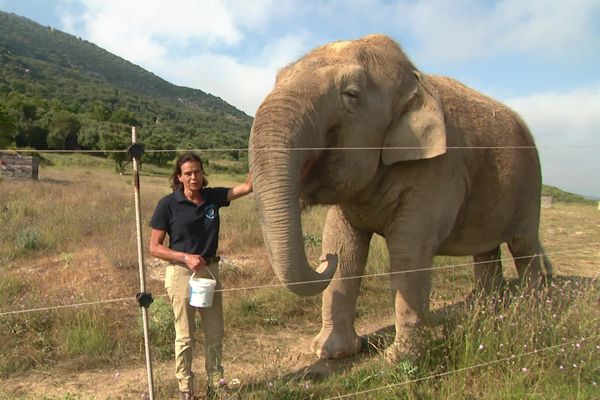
[0,11,252,167]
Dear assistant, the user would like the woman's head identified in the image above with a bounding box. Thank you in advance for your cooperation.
[170,152,209,191]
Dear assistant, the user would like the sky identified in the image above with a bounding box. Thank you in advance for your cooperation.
[1,0,599,198]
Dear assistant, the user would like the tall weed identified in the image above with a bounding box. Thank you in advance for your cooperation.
[58,309,115,360]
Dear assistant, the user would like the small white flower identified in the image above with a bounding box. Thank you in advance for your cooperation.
[521,367,528,373]
[479,344,484,351]
[559,365,564,370]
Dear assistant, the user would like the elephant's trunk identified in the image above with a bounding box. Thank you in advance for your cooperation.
[249,93,337,296]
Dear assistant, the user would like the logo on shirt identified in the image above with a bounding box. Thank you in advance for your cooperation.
[205,204,217,220]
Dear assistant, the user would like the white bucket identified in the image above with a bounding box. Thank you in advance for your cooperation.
[189,273,217,308]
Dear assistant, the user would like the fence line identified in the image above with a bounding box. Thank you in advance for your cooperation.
[9,144,600,154]
[324,334,600,399]
[218,246,593,293]
[0,246,596,318]
[0,296,135,317]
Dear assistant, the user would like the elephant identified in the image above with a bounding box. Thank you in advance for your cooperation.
[248,34,552,361]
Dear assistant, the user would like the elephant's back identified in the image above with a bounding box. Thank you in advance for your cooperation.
[426,76,542,254]
[427,75,535,146]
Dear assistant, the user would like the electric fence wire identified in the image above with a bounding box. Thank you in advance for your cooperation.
[0,245,597,317]
[7,144,600,154]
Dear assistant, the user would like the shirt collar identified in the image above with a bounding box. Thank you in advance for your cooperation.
[175,188,205,203]
[175,188,187,203]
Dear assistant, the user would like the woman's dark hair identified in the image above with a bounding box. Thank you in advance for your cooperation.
[170,152,209,191]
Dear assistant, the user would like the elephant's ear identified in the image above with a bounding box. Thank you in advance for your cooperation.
[381,72,447,165]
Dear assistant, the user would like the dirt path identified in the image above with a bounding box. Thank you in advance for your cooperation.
[1,319,392,400]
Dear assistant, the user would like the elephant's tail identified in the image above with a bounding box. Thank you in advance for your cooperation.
[539,242,554,284]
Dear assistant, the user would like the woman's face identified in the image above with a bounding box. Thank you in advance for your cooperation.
[178,160,203,192]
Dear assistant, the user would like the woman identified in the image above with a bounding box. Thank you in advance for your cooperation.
[149,152,252,400]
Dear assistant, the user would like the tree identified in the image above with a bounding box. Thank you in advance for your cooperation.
[143,130,177,167]
[0,105,17,148]
[77,123,101,149]
[111,107,139,126]
[19,123,48,149]
[46,110,81,149]
[91,101,111,121]
[98,127,130,173]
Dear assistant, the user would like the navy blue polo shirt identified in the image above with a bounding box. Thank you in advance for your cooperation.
[150,187,230,257]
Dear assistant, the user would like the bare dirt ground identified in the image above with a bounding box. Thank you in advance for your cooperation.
[2,329,322,399]
[1,294,390,400]
[1,203,599,399]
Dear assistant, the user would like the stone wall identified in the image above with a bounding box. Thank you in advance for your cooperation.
[0,152,40,180]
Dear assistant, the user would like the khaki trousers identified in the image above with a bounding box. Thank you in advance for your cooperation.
[165,262,224,393]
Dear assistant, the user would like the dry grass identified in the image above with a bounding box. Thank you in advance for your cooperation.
[0,158,599,399]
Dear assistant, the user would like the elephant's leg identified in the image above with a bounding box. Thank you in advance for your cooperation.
[473,246,506,295]
[311,206,371,359]
[508,234,546,287]
[385,235,434,363]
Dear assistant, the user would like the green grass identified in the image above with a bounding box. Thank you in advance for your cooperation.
[59,309,115,358]
[232,278,600,400]
[144,297,175,361]
[0,275,27,303]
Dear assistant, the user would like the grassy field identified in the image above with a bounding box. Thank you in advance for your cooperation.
[0,155,598,399]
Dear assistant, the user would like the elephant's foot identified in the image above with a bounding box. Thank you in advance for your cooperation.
[383,339,418,364]
[311,326,362,359]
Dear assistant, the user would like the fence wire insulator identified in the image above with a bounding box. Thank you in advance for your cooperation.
[127,143,145,160]
[136,292,154,308]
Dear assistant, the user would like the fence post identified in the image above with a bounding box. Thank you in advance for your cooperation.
[131,126,155,399]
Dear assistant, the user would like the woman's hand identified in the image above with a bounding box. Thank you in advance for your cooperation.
[151,229,208,272]
[227,173,253,201]
[183,253,207,272]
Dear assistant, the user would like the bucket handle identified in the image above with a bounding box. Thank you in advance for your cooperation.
[191,265,217,281]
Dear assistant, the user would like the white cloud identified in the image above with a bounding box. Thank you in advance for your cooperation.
[60,0,293,54]
[68,0,241,45]
[150,34,308,115]
[396,0,600,64]
[58,0,301,113]
[507,87,600,146]
[506,87,600,197]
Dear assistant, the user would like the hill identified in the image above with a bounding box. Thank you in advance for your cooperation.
[0,11,252,163]
[542,184,596,205]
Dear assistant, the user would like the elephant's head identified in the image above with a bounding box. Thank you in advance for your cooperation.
[249,34,447,296]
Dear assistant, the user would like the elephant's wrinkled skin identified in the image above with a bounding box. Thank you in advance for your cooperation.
[248,35,552,361]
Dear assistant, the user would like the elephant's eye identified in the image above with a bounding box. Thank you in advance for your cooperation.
[342,85,360,110]
[344,89,359,98]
